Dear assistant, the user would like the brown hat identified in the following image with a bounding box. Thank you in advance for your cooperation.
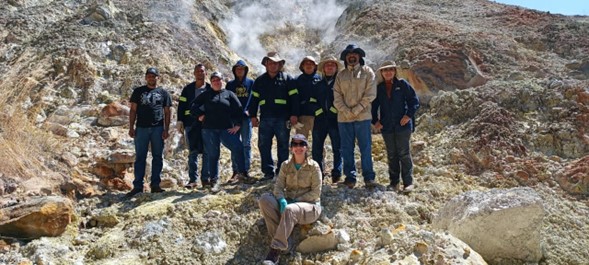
[317,55,343,75]
[298,56,317,72]
[261,51,286,66]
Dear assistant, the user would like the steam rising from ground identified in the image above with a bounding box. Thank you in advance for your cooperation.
[221,0,345,74]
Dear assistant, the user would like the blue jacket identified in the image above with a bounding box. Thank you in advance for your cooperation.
[313,75,338,125]
[225,60,254,119]
[295,72,322,116]
[248,72,300,120]
[371,78,420,133]
[178,82,211,127]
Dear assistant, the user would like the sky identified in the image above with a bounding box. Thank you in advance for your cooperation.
[494,0,589,16]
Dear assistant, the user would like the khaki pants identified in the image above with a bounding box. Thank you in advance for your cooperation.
[258,193,321,250]
[295,116,315,139]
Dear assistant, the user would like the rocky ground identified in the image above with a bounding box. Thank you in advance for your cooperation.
[1,0,588,264]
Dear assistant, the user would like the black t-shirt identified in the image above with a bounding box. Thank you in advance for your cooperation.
[130,86,172,128]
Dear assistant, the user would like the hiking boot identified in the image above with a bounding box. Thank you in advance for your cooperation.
[210,180,221,193]
[342,180,356,189]
[403,184,414,193]
[124,188,143,198]
[151,186,165,193]
[364,179,377,188]
[201,179,211,189]
[387,183,401,192]
[263,248,280,264]
[184,181,198,189]
[226,172,241,184]
[240,173,258,184]
[261,173,275,181]
[331,171,341,183]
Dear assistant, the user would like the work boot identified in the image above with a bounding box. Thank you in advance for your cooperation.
[124,188,143,199]
[263,247,280,264]
[150,186,165,193]
[226,172,241,184]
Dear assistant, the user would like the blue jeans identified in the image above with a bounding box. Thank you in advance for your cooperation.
[185,125,209,183]
[382,131,413,187]
[338,120,375,183]
[258,117,290,176]
[312,121,342,176]
[231,118,252,172]
[202,129,245,182]
[133,126,165,189]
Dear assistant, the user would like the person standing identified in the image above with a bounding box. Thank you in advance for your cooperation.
[312,55,343,183]
[126,67,172,197]
[372,61,420,193]
[191,72,254,192]
[225,60,255,184]
[248,52,300,181]
[294,56,321,139]
[177,64,211,189]
[333,44,377,189]
[258,134,322,264]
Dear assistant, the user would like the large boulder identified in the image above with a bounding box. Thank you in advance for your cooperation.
[432,187,545,263]
[0,196,74,239]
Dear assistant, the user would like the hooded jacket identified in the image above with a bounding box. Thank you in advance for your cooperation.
[273,156,322,204]
[295,71,322,116]
[371,77,420,133]
[333,64,376,122]
[225,60,254,118]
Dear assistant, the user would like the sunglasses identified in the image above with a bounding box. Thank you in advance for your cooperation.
[290,141,307,147]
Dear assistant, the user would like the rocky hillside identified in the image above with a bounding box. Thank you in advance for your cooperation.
[0,0,588,264]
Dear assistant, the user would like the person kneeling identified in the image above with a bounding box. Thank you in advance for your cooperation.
[258,134,322,264]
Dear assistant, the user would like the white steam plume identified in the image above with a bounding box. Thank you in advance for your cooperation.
[221,0,345,74]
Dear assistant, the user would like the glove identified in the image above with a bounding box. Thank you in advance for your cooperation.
[278,198,288,214]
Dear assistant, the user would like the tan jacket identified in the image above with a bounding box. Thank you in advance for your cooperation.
[273,156,322,204]
[333,64,376,122]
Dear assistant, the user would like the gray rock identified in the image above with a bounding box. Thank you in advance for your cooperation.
[193,231,227,255]
[432,187,545,263]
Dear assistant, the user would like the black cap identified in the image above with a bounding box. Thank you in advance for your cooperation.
[145,67,159,76]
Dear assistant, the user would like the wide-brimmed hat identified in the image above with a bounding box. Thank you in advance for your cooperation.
[376,61,398,84]
[145,67,159,76]
[339,44,366,60]
[377,61,398,71]
[261,51,286,66]
[317,55,343,74]
[290,134,308,146]
[298,56,317,72]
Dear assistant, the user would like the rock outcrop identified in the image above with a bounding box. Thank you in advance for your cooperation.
[432,187,545,263]
[0,196,73,239]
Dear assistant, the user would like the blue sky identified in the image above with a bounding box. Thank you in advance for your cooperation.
[494,0,589,16]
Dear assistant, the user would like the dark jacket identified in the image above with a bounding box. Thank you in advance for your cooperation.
[295,72,322,116]
[313,75,338,126]
[190,89,243,130]
[371,78,419,133]
[248,72,300,120]
[178,82,211,127]
[225,60,254,119]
